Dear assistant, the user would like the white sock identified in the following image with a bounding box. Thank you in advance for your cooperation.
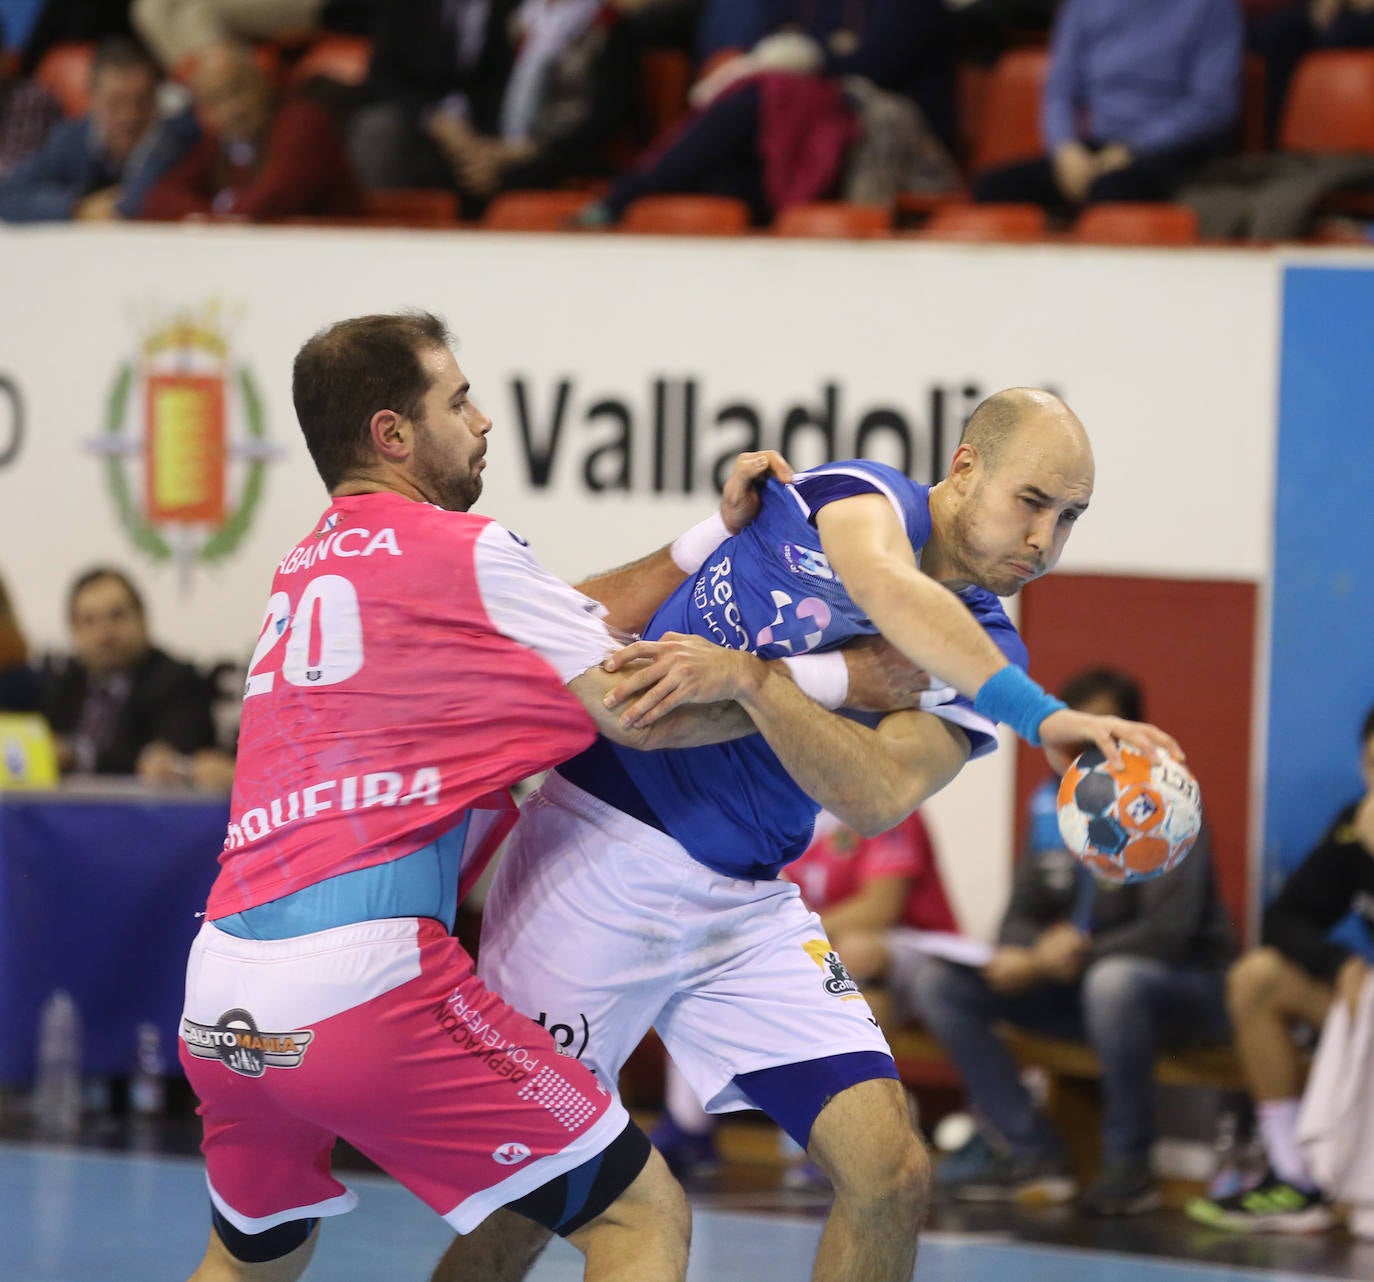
[1257,1098,1315,1190]
[665,1059,714,1136]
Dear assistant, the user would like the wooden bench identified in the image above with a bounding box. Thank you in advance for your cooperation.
[879,1001,1247,1185]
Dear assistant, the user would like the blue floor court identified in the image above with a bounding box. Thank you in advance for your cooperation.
[6,1141,1372,1282]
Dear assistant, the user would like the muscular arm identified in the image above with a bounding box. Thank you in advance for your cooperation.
[735,665,971,835]
[603,633,970,832]
[568,663,755,751]
[574,547,687,637]
[575,450,793,635]
[815,494,1009,699]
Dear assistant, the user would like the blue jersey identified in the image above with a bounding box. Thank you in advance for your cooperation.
[560,460,1028,880]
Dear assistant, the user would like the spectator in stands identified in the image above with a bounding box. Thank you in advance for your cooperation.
[39,566,224,786]
[346,0,517,195]
[649,808,956,1181]
[0,16,62,180]
[1249,1,1374,144]
[973,0,1243,209]
[423,0,637,204]
[0,35,196,221]
[1185,705,1374,1233]
[890,669,1234,1215]
[0,571,41,713]
[141,39,362,221]
[575,0,957,226]
[132,0,334,70]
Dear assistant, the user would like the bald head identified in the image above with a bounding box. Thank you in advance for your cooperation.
[929,388,1095,597]
[958,388,1091,476]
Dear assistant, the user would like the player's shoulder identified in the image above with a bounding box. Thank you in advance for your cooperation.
[798,458,921,494]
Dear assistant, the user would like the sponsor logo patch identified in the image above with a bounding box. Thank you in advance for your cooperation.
[803,939,863,1000]
[181,1008,314,1078]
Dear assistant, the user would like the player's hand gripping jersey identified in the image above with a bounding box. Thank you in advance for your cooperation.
[207,492,615,920]
[561,461,1028,881]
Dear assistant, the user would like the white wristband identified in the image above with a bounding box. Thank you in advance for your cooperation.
[782,651,849,710]
[670,512,732,572]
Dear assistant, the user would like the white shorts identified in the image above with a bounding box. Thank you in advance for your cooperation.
[478,773,893,1116]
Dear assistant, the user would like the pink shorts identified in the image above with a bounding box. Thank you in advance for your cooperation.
[180,917,627,1234]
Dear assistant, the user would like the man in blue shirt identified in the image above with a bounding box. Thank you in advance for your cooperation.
[974,0,1243,208]
[434,389,1181,1282]
[0,35,196,222]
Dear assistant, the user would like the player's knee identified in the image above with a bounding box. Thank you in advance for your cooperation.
[813,1083,931,1218]
[1227,947,1288,1018]
[831,1123,931,1221]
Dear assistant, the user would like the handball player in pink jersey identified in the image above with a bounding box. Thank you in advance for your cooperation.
[178,310,804,1282]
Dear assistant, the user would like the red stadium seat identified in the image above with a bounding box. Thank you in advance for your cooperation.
[773,202,892,238]
[364,188,459,227]
[1072,203,1200,246]
[621,194,751,235]
[288,35,372,87]
[638,49,693,140]
[482,189,591,230]
[971,49,1050,176]
[1240,54,1267,155]
[34,42,94,116]
[919,203,1047,241]
[1279,51,1374,153]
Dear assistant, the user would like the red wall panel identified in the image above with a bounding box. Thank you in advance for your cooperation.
[1015,574,1257,940]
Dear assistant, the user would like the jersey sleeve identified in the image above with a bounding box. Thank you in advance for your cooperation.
[790,460,927,542]
[472,522,617,684]
[922,603,1029,759]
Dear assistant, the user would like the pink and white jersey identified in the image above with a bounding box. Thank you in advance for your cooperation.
[207,491,615,919]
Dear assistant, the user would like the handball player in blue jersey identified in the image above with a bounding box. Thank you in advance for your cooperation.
[435,389,1180,1282]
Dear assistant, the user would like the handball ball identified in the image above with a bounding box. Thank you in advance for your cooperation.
[1056,746,1202,883]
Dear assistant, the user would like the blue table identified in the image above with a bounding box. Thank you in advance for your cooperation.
[0,786,227,1083]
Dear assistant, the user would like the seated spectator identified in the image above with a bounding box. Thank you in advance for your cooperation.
[39,566,223,786]
[577,0,957,226]
[347,0,517,197]
[878,668,1234,1215]
[423,0,637,205]
[1250,1,1374,145]
[0,35,198,222]
[974,0,1243,210]
[0,16,62,180]
[0,571,41,713]
[1185,705,1374,1233]
[132,0,336,71]
[649,808,956,1181]
[141,40,362,221]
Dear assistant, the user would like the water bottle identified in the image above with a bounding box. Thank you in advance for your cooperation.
[129,1022,166,1116]
[1207,1109,1244,1199]
[33,990,82,1137]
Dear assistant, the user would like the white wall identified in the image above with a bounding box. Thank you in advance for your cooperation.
[0,227,1282,936]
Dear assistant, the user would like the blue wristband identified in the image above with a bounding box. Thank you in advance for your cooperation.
[973,666,1067,746]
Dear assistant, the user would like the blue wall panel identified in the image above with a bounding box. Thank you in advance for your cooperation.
[1268,268,1374,933]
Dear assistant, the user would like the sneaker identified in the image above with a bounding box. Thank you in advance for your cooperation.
[1185,1170,1335,1234]
[1079,1160,1162,1216]
[647,1116,720,1179]
[936,1131,1077,1205]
